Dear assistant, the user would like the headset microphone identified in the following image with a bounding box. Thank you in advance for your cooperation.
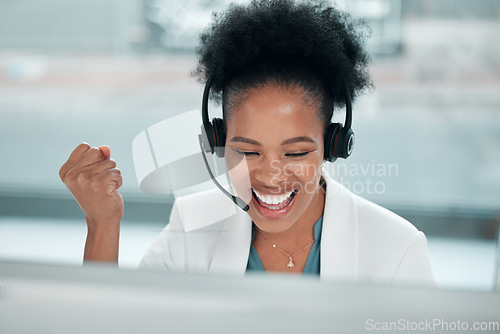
[198,134,249,211]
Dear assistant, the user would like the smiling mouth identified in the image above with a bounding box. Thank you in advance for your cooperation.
[252,189,297,210]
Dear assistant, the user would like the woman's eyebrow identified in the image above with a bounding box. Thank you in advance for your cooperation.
[229,137,261,145]
[229,136,315,146]
[281,136,316,145]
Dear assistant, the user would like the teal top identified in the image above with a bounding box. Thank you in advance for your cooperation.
[246,216,323,275]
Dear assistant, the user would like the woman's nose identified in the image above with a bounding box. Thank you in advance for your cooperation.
[252,158,287,187]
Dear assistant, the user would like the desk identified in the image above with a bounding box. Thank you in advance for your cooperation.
[1,261,499,333]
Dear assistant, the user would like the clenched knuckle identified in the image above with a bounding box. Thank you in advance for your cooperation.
[59,168,66,181]
[79,142,91,150]
[64,169,76,183]
[89,147,101,155]
[75,172,90,185]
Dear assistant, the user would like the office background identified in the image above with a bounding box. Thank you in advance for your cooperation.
[0,0,499,291]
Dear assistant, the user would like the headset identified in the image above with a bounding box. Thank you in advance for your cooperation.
[201,73,355,162]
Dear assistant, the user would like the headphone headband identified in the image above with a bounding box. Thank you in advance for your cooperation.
[201,73,214,127]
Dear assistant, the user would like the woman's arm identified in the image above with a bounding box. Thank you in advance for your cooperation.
[59,143,124,263]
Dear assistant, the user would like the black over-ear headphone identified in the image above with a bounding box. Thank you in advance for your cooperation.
[201,73,355,162]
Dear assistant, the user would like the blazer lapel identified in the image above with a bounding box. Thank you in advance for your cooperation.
[208,210,252,276]
[320,174,359,282]
[190,170,358,279]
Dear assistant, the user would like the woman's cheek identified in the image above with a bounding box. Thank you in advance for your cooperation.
[225,152,253,202]
[288,158,322,178]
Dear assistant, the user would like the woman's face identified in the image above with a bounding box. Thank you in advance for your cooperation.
[225,84,326,233]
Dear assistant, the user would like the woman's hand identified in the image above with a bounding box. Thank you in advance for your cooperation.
[59,143,124,262]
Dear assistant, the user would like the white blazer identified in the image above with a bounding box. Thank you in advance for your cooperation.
[139,171,435,286]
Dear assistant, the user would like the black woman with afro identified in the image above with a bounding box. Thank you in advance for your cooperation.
[61,0,434,286]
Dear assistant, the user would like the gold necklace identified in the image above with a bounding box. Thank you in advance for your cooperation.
[261,236,315,268]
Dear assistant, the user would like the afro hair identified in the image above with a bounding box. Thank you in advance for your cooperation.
[194,0,372,122]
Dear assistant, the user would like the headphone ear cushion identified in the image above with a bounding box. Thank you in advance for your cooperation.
[324,123,340,162]
[335,127,355,159]
[212,118,226,158]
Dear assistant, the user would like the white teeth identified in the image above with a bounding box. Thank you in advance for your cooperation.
[253,189,293,206]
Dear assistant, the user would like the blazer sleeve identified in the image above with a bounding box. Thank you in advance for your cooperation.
[391,231,436,287]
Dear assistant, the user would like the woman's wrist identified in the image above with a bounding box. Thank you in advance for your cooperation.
[84,217,121,263]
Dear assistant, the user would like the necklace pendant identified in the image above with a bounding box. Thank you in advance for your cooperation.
[287,257,294,268]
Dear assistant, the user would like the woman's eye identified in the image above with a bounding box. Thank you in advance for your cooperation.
[235,149,259,157]
[285,152,310,158]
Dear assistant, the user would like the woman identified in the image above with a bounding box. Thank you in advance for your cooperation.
[59,0,434,285]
